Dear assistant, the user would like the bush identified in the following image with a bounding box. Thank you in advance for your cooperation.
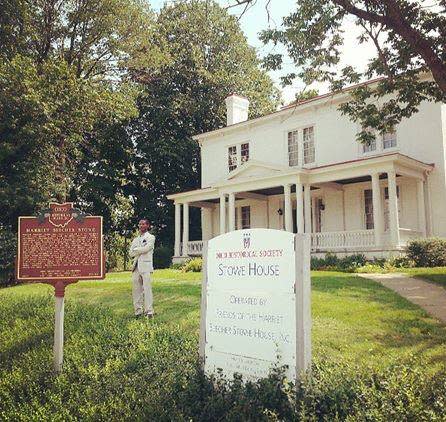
[153,246,173,269]
[311,253,366,272]
[181,257,202,272]
[406,238,446,267]
[0,226,17,287]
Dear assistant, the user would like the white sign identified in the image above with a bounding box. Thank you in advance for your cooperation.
[199,229,311,383]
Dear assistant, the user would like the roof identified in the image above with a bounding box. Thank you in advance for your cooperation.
[193,77,386,142]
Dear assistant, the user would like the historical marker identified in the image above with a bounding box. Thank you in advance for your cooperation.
[199,229,311,383]
[16,202,105,372]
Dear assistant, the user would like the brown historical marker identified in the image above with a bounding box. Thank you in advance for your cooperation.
[16,202,105,372]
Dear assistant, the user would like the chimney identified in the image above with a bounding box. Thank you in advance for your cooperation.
[225,94,250,126]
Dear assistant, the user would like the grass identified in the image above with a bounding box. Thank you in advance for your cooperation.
[1,270,445,420]
[402,267,446,288]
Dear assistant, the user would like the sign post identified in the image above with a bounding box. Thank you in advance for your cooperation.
[16,202,105,373]
[199,229,311,383]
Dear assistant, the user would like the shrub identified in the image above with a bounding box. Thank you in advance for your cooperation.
[406,238,446,267]
[0,226,17,287]
[153,246,173,269]
[181,257,202,272]
[311,253,366,272]
[355,264,386,273]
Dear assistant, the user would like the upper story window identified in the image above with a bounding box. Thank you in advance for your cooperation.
[241,142,249,164]
[362,127,397,154]
[228,142,249,172]
[288,126,315,167]
[288,130,299,166]
[228,145,237,171]
[362,139,377,153]
[382,129,397,149]
[303,126,315,164]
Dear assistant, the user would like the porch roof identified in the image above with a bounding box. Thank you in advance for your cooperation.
[166,152,434,204]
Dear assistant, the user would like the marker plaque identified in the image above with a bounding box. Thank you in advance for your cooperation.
[16,202,105,372]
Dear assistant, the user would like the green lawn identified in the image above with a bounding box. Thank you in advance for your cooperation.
[1,270,445,420]
[403,267,446,288]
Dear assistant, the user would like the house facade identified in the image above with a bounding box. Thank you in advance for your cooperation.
[167,81,446,262]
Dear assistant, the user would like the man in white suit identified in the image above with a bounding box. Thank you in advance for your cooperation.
[129,219,156,318]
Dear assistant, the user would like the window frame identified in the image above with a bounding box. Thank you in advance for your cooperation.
[303,126,315,165]
[241,206,251,229]
[285,124,316,168]
[227,142,250,173]
[228,145,238,172]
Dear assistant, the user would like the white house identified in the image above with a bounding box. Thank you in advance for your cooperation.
[167,79,446,262]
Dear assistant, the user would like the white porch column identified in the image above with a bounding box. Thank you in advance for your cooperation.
[296,181,304,234]
[417,179,427,237]
[228,192,236,232]
[371,173,383,247]
[304,184,311,233]
[182,202,189,257]
[387,170,400,247]
[174,203,181,256]
[283,183,293,232]
[219,194,226,235]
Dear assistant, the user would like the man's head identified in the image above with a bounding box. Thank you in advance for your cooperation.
[138,219,150,234]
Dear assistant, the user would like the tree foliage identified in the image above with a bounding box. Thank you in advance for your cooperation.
[232,0,446,142]
[129,0,279,245]
[0,0,156,278]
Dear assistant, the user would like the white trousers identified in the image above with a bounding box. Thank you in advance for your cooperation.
[132,269,153,316]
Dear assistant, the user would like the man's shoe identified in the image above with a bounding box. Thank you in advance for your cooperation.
[146,313,154,319]
[135,313,143,319]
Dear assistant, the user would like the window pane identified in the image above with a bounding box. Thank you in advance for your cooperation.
[363,138,376,153]
[228,146,237,172]
[362,127,377,153]
[382,130,397,149]
[288,130,299,166]
[241,142,249,164]
[303,126,315,164]
[241,206,250,229]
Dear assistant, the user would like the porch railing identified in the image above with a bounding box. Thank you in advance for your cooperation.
[180,240,204,257]
[311,229,375,251]
[180,228,422,257]
[399,228,423,245]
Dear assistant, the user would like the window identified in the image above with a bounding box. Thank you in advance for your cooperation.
[288,130,299,166]
[303,126,315,164]
[382,130,397,149]
[228,145,237,172]
[364,189,374,229]
[362,127,377,153]
[241,206,250,229]
[228,143,249,172]
[241,142,249,164]
[362,138,377,153]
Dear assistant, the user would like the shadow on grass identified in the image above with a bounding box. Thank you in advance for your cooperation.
[312,273,446,363]
[413,273,446,288]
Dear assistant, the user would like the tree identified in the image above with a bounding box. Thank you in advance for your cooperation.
[0,0,159,280]
[294,88,319,103]
[129,0,280,245]
[230,0,446,142]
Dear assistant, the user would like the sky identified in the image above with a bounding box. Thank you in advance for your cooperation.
[149,0,377,105]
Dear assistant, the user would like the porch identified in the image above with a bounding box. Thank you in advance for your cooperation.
[167,153,434,262]
[180,228,423,257]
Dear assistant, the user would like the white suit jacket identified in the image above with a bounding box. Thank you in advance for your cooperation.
[129,232,156,273]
